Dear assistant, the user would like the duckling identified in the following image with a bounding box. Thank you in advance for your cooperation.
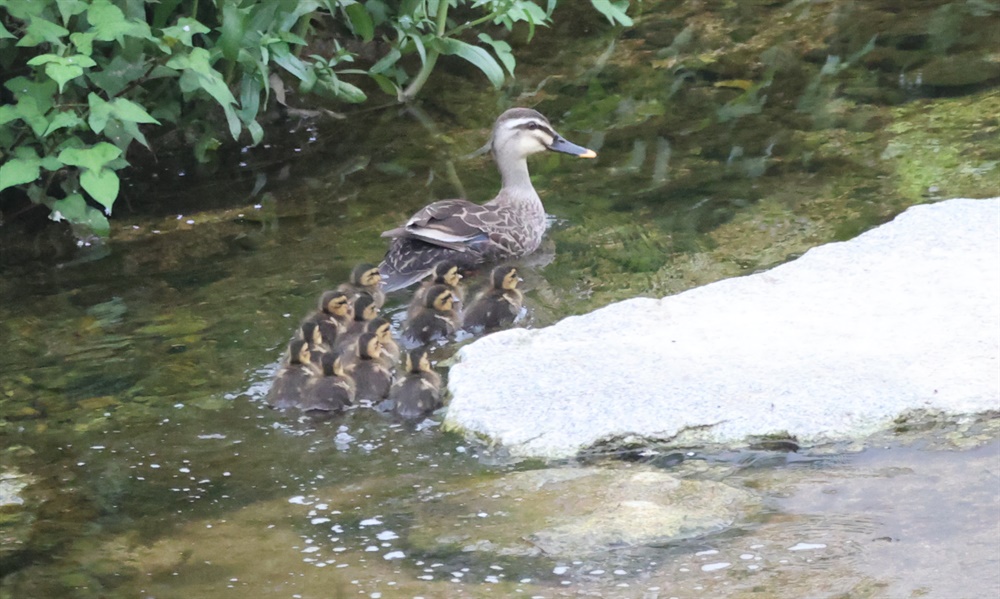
[266,339,321,410]
[407,258,466,319]
[300,352,355,414]
[348,332,393,401]
[402,284,459,345]
[297,320,331,366]
[365,317,400,366]
[338,263,385,307]
[463,265,523,331]
[388,348,442,421]
[309,290,353,338]
[344,292,380,337]
[379,108,597,291]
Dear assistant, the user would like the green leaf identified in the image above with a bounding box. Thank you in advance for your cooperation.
[437,38,505,89]
[55,0,88,26]
[219,2,247,61]
[58,142,123,172]
[86,54,149,96]
[109,98,160,125]
[344,3,374,42]
[80,168,120,209]
[370,47,401,74]
[88,93,112,133]
[590,0,633,27]
[0,155,42,193]
[46,62,85,93]
[87,0,152,44]
[161,17,210,47]
[477,33,515,76]
[70,31,96,55]
[51,193,111,235]
[18,17,70,47]
[369,73,399,96]
[44,110,85,136]
[0,21,17,40]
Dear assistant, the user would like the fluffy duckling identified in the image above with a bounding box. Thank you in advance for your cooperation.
[463,265,523,331]
[338,263,385,308]
[298,320,332,366]
[402,284,459,345]
[300,352,355,414]
[309,290,353,338]
[408,258,466,319]
[266,339,321,410]
[348,332,393,401]
[365,317,400,366]
[389,348,442,421]
[334,292,379,354]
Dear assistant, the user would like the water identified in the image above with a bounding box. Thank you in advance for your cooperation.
[2,0,998,597]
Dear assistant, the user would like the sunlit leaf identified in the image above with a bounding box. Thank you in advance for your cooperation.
[478,33,515,76]
[436,38,505,89]
[219,2,246,61]
[0,156,41,192]
[58,142,122,172]
[110,98,160,125]
[44,110,84,136]
[0,20,15,40]
[161,17,210,47]
[50,193,111,235]
[590,0,633,27]
[55,0,88,26]
[80,168,120,209]
[17,17,70,47]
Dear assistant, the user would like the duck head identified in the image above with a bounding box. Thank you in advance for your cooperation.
[490,108,597,161]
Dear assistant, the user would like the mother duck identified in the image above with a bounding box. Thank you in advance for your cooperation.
[378,108,597,291]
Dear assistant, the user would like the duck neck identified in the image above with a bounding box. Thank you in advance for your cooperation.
[495,153,537,200]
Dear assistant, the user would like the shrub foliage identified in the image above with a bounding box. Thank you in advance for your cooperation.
[0,0,631,235]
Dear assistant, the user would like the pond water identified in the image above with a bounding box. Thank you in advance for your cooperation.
[1,1,998,597]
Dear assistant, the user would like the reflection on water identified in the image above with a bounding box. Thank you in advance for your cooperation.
[1,0,998,596]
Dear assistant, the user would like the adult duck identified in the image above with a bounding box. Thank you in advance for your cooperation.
[379,108,596,291]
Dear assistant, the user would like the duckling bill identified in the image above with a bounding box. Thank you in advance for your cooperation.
[379,108,597,291]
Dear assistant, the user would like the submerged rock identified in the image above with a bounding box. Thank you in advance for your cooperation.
[445,198,1000,459]
[408,466,758,557]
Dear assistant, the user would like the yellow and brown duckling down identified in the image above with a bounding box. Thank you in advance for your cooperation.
[389,348,442,421]
[266,339,321,410]
[402,284,459,345]
[337,292,380,347]
[364,317,400,366]
[408,258,466,319]
[338,263,385,308]
[309,290,353,340]
[299,352,355,414]
[379,108,597,291]
[348,332,393,401]
[297,320,331,366]
[463,265,523,331]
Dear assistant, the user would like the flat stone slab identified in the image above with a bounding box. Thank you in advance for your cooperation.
[407,466,758,557]
[444,198,1000,459]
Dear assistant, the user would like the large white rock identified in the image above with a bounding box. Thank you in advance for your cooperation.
[444,198,1000,459]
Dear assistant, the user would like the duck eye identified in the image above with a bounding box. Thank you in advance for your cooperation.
[527,122,538,130]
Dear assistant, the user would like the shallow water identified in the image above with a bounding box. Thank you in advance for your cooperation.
[1,0,999,597]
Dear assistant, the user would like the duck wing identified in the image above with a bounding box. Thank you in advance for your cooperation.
[380,200,494,291]
[380,199,492,250]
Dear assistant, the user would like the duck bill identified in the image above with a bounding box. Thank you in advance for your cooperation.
[548,136,598,159]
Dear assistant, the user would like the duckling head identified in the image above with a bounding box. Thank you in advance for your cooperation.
[320,291,352,318]
[432,259,464,287]
[404,348,433,374]
[320,351,347,377]
[424,284,454,312]
[491,108,598,161]
[300,320,324,346]
[352,293,379,322]
[351,263,382,288]
[357,332,383,360]
[365,317,393,344]
[288,338,311,365]
[489,265,520,290]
